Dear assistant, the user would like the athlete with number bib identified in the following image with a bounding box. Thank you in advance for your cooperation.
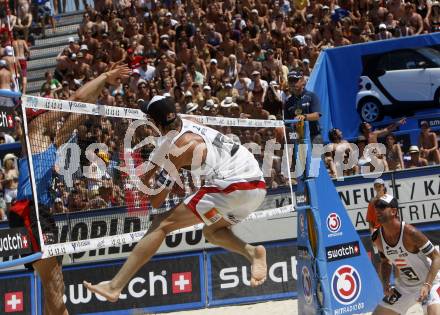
[372,194,440,315]
[84,95,268,302]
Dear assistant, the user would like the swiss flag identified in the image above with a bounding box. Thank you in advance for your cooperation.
[172,272,192,294]
[6,115,13,128]
[21,236,28,249]
[4,292,23,312]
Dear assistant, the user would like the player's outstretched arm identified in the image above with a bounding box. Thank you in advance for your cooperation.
[54,65,131,146]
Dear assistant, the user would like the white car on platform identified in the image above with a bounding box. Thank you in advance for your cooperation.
[356,47,440,122]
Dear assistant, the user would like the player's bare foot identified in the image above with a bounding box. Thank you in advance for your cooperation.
[83,281,120,302]
[250,245,267,287]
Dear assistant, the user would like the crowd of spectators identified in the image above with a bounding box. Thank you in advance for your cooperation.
[0,0,439,217]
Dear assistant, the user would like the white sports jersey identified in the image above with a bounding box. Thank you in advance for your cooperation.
[155,118,263,186]
[380,221,438,287]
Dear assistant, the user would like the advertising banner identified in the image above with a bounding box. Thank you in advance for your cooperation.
[0,228,32,258]
[207,241,296,306]
[0,272,35,315]
[0,106,16,132]
[56,252,205,314]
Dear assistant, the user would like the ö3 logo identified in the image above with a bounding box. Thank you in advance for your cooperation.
[326,213,342,237]
[301,266,313,305]
[331,265,361,305]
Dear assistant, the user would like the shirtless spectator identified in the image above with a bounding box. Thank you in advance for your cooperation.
[12,31,29,94]
[14,7,32,43]
[407,145,429,168]
[359,119,406,144]
[419,121,440,164]
[56,80,74,100]
[0,60,14,107]
[402,2,424,34]
[67,37,80,54]
[78,12,95,40]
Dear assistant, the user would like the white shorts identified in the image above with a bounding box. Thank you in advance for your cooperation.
[184,180,266,226]
[378,281,440,314]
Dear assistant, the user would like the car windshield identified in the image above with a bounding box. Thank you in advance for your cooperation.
[417,47,440,66]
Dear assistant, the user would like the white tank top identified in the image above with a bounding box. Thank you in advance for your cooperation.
[380,221,437,287]
[161,119,263,187]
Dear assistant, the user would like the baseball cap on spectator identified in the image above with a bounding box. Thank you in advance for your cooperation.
[137,79,147,86]
[252,70,260,76]
[55,198,63,203]
[4,46,13,56]
[203,85,211,91]
[266,48,274,55]
[221,97,236,108]
[132,69,140,76]
[303,59,310,65]
[0,60,6,68]
[102,32,109,38]
[80,44,88,51]
[322,5,330,10]
[160,34,170,40]
[77,52,84,58]
[62,80,69,86]
[166,12,172,17]
[251,9,259,14]
[379,23,387,30]
[70,53,77,60]
[3,153,17,163]
[186,103,199,114]
[225,83,233,88]
[268,115,277,120]
[420,121,429,127]
[288,71,303,81]
[185,91,192,97]
[210,59,218,64]
[270,81,279,87]
[409,145,420,153]
[163,92,171,97]
[374,194,398,209]
[373,178,385,186]
[68,37,75,43]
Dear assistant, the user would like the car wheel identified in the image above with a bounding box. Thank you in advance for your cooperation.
[358,98,383,122]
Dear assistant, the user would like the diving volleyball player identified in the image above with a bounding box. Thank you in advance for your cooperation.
[372,194,440,315]
[84,95,268,302]
[9,64,130,314]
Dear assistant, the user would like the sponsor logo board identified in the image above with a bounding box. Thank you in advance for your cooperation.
[60,253,203,313]
[326,241,360,262]
[0,275,32,314]
[209,242,296,304]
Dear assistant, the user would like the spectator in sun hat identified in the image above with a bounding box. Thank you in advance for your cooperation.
[249,70,268,102]
[220,96,236,116]
[376,23,393,40]
[407,145,428,168]
[203,85,219,104]
[185,102,199,115]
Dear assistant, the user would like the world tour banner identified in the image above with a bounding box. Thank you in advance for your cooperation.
[308,33,440,143]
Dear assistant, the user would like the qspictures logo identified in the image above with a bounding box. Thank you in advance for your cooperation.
[0,228,31,257]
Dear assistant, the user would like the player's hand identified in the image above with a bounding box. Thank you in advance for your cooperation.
[105,64,131,85]
[417,283,430,302]
[295,115,306,121]
[383,283,393,297]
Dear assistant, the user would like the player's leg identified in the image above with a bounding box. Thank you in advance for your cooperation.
[202,218,267,287]
[427,282,440,315]
[33,257,68,315]
[428,304,440,315]
[372,305,399,315]
[83,202,201,302]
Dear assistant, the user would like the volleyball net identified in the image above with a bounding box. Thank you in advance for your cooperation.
[17,95,305,260]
